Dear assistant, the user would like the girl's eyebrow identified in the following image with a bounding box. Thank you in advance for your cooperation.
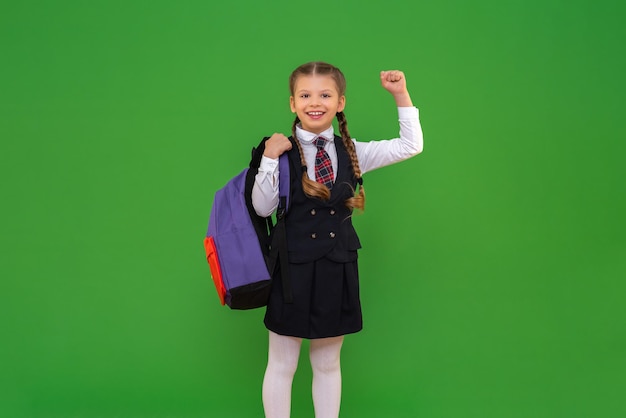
[296,89,334,93]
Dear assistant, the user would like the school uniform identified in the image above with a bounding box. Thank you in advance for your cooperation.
[252,107,423,339]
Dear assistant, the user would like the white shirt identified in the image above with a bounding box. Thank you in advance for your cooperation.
[252,106,423,217]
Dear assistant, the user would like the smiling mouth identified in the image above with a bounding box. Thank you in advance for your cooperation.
[307,111,325,118]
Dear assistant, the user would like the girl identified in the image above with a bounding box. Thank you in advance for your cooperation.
[252,61,423,418]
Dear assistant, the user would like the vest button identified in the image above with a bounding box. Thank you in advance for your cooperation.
[329,232,336,238]
[311,233,317,239]
[310,209,316,216]
[329,209,336,215]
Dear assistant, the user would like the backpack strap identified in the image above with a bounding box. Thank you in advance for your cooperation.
[278,154,290,213]
[271,153,293,303]
[246,139,273,255]
[246,137,293,303]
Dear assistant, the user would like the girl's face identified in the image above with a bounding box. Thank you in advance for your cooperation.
[290,74,345,134]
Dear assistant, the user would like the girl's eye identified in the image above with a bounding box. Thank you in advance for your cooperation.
[322,94,331,98]
[301,94,310,98]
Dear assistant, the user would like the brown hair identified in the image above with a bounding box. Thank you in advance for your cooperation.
[289,61,365,210]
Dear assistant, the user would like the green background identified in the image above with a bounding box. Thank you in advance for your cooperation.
[2,0,625,417]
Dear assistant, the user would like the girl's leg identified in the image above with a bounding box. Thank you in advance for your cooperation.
[262,330,303,418]
[309,335,344,418]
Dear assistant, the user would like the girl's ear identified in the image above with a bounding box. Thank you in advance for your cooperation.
[290,96,296,113]
[337,95,346,112]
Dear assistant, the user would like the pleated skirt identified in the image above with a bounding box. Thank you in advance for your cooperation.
[264,257,363,339]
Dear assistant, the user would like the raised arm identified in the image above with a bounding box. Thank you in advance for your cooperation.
[353,70,423,174]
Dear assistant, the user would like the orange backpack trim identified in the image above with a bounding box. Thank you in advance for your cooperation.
[204,236,226,305]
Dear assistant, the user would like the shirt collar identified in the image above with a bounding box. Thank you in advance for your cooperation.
[295,124,335,144]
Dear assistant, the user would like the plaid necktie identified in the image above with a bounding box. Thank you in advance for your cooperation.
[314,136,334,189]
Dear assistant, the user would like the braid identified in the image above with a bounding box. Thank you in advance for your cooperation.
[337,111,365,210]
[292,116,331,201]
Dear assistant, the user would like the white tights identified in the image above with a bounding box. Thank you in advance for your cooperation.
[262,330,344,418]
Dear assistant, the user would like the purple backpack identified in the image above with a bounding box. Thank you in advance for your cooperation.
[204,142,292,310]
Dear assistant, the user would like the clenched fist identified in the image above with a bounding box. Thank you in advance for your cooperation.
[380,70,413,107]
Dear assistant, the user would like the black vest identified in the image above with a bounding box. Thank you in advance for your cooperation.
[284,135,361,263]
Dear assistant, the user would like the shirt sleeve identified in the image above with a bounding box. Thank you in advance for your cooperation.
[354,107,423,174]
[251,155,280,217]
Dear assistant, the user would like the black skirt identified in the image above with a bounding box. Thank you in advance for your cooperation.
[264,257,363,339]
